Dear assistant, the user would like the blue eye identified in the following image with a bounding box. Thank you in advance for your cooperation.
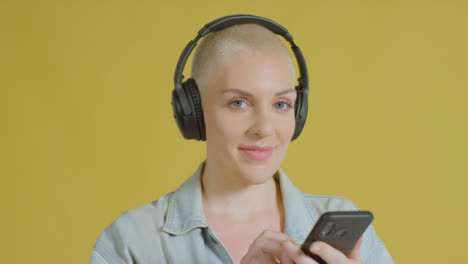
[231,100,247,108]
[276,102,291,110]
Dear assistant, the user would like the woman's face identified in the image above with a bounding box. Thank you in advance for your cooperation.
[203,51,297,185]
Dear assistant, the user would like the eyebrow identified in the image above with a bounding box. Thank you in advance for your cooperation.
[222,88,296,97]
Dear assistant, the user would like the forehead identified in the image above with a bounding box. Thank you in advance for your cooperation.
[210,51,296,96]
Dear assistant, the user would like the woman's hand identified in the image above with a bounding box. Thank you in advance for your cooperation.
[240,230,364,264]
[240,230,293,264]
[302,236,364,264]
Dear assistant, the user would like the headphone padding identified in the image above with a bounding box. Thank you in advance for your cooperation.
[292,87,304,141]
[185,78,206,141]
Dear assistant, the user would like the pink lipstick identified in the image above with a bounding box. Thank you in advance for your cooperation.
[239,145,273,161]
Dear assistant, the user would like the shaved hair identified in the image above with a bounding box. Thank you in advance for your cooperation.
[190,23,296,104]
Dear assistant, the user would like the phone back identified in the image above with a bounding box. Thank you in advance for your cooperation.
[301,211,373,263]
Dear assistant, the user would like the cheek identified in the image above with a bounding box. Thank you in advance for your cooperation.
[204,108,246,144]
[274,118,294,162]
[280,115,296,141]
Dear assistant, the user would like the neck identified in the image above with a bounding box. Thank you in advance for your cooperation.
[201,161,284,219]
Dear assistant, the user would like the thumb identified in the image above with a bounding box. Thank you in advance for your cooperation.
[348,236,364,260]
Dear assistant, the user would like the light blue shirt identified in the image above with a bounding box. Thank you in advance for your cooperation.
[90,161,393,263]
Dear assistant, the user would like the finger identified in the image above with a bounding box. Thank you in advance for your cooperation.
[250,254,277,264]
[309,241,347,264]
[256,229,295,244]
[248,237,283,260]
[282,240,317,264]
[348,236,364,260]
[243,230,297,263]
[280,241,295,264]
[292,255,318,264]
[248,230,295,260]
[241,253,274,264]
[280,250,294,264]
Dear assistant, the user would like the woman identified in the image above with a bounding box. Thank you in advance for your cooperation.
[90,15,393,264]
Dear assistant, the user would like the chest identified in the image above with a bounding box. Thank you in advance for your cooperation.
[207,214,283,264]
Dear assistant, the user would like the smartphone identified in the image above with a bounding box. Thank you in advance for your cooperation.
[301,211,374,264]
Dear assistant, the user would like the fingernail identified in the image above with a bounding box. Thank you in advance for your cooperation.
[311,244,320,253]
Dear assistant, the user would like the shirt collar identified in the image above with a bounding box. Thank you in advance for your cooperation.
[275,169,318,243]
[162,161,209,235]
[162,161,318,243]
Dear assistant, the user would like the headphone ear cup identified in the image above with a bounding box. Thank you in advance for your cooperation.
[294,89,302,121]
[292,87,305,141]
[172,82,195,140]
[184,78,206,141]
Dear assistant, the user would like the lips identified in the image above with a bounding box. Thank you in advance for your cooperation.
[239,145,274,161]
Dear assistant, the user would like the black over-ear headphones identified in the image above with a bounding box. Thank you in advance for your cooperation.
[172,14,309,141]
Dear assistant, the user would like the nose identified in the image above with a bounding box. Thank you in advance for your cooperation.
[247,105,274,138]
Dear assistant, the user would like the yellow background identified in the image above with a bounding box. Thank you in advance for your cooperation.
[2,0,467,263]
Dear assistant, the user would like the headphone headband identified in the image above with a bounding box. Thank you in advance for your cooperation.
[199,14,292,39]
[174,14,309,103]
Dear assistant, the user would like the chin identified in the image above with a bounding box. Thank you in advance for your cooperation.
[237,161,278,185]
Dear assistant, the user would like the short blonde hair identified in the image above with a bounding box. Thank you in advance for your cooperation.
[191,23,296,103]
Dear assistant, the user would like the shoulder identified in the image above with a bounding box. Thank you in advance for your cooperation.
[90,192,174,263]
[297,192,361,224]
[114,191,173,231]
[301,193,360,213]
[277,169,359,219]
[107,191,173,238]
